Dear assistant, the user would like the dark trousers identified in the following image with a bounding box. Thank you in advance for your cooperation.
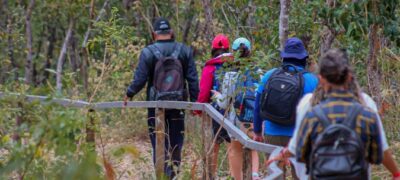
[148,108,185,178]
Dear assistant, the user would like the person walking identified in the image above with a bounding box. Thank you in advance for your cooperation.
[253,37,318,179]
[294,48,385,179]
[267,48,400,180]
[196,34,234,176]
[124,17,199,178]
[212,37,261,179]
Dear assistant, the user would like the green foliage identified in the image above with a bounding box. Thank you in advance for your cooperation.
[87,7,145,102]
[0,0,399,178]
[0,95,101,179]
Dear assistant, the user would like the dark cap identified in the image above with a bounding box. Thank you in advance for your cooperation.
[280,37,308,59]
[153,17,172,34]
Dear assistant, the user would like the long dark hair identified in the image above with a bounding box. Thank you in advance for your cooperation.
[236,45,250,58]
[311,49,365,106]
[211,48,229,58]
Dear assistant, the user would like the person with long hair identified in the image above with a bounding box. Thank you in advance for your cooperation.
[267,48,400,180]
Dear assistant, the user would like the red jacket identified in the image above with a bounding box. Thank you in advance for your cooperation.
[197,53,234,103]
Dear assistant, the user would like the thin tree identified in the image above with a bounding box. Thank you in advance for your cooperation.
[320,0,336,54]
[56,20,74,93]
[367,0,382,104]
[8,14,18,81]
[202,0,214,42]
[42,24,56,84]
[24,0,35,84]
[279,0,291,50]
[81,0,110,95]
[182,0,194,44]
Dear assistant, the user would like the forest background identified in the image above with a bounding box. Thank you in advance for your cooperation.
[0,0,399,179]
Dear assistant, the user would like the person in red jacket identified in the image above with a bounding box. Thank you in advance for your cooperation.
[197,34,234,176]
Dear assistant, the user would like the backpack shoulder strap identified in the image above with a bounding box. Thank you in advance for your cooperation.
[171,43,182,59]
[343,103,363,128]
[269,68,281,78]
[212,64,222,91]
[147,45,163,60]
[312,105,331,128]
[281,64,300,73]
[298,68,305,97]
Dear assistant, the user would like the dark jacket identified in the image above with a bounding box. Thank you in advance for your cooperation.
[126,39,199,102]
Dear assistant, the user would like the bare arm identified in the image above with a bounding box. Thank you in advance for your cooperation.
[382,149,400,178]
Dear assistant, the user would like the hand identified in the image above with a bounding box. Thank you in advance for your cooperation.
[252,172,261,180]
[265,148,291,168]
[192,110,202,116]
[123,96,131,107]
[393,172,400,180]
[210,90,221,98]
[253,133,264,142]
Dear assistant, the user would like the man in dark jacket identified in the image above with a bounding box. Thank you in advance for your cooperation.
[125,17,199,178]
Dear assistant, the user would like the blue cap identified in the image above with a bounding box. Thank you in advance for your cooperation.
[280,37,308,59]
[232,37,251,51]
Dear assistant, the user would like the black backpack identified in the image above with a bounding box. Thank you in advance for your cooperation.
[259,64,304,125]
[309,103,368,180]
[148,44,185,101]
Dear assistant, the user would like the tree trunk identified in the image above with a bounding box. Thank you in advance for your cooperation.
[133,5,142,38]
[320,26,335,54]
[246,0,257,40]
[24,0,35,84]
[367,0,382,105]
[7,14,18,81]
[42,25,56,84]
[82,0,109,48]
[182,0,194,44]
[279,0,291,50]
[326,0,336,7]
[202,0,214,42]
[69,30,79,72]
[122,0,134,10]
[81,0,109,97]
[56,20,74,93]
[0,0,7,29]
[319,0,337,55]
[192,18,201,42]
[32,25,44,85]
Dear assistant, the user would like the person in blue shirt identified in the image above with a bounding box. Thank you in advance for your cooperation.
[253,37,318,179]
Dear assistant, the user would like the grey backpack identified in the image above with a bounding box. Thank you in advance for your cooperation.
[310,103,368,180]
[148,44,184,101]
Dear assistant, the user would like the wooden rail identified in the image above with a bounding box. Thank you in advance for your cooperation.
[0,92,283,179]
